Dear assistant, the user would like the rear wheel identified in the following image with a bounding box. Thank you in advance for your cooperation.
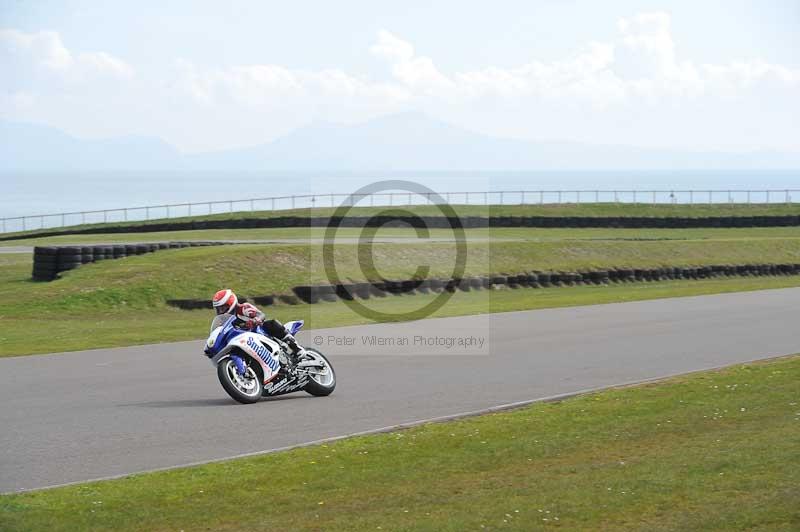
[217,357,263,404]
[301,348,336,397]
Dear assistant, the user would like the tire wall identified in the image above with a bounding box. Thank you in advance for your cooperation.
[165,262,800,309]
[31,241,230,282]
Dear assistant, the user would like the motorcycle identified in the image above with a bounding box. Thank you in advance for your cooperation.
[204,314,336,404]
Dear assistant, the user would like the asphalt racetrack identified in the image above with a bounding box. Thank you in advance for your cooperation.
[2,288,800,493]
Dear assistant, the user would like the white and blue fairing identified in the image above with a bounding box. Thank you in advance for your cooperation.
[284,320,304,335]
[205,315,303,384]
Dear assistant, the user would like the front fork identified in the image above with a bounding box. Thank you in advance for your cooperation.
[230,354,247,376]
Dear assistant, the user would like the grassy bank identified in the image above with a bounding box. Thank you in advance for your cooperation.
[3,234,800,355]
[4,201,800,241]
[2,354,798,531]
[2,272,800,356]
[7,239,800,308]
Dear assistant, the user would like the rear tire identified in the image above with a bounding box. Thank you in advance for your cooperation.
[302,348,336,397]
[217,357,263,404]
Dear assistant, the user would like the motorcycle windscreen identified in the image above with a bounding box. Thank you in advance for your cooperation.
[210,313,232,333]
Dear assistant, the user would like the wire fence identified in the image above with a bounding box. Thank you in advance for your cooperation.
[1,189,798,234]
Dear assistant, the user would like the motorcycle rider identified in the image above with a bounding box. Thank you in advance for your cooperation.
[211,288,303,363]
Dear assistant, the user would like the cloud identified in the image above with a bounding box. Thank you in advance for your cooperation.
[175,58,409,110]
[360,13,799,105]
[0,29,133,82]
[10,15,785,113]
[1,14,798,151]
[370,30,414,63]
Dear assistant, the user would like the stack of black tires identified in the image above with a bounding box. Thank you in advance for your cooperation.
[31,241,230,282]
[32,246,92,281]
[31,247,60,281]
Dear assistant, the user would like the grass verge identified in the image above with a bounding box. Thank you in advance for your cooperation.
[4,234,800,356]
[2,275,800,357]
[2,354,798,531]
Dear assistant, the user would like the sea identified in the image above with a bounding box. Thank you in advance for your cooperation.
[1,170,799,227]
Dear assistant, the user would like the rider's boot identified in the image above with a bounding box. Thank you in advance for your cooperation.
[281,333,302,366]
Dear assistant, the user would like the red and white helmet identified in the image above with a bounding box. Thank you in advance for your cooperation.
[212,289,238,315]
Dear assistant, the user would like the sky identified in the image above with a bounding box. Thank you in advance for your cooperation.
[1,0,799,153]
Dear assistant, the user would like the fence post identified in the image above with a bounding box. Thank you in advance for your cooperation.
[271,198,275,211]
[167,205,170,218]
[291,196,295,209]
[557,191,561,203]
[61,213,65,227]
[146,207,150,220]
[708,190,712,204]
[250,199,255,212]
[595,190,599,202]
[82,212,86,225]
[767,190,770,204]
[786,189,790,204]
[103,211,107,223]
[520,191,525,205]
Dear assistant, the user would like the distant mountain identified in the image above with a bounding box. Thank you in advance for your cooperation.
[2,113,799,171]
[0,121,182,171]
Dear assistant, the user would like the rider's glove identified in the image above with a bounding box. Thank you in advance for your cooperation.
[244,317,263,330]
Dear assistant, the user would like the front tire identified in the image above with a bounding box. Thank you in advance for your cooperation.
[301,348,336,397]
[217,357,263,404]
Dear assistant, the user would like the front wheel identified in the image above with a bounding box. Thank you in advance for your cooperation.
[300,348,336,397]
[217,357,263,404]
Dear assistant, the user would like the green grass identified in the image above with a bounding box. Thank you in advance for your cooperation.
[3,225,800,246]
[4,201,800,241]
[4,234,800,356]
[3,354,798,531]
[3,274,800,357]
[7,239,800,308]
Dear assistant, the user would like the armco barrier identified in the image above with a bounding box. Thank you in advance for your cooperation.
[6,213,800,242]
[31,241,231,282]
[164,262,800,310]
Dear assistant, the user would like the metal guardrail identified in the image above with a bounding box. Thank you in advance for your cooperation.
[1,189,798,234]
